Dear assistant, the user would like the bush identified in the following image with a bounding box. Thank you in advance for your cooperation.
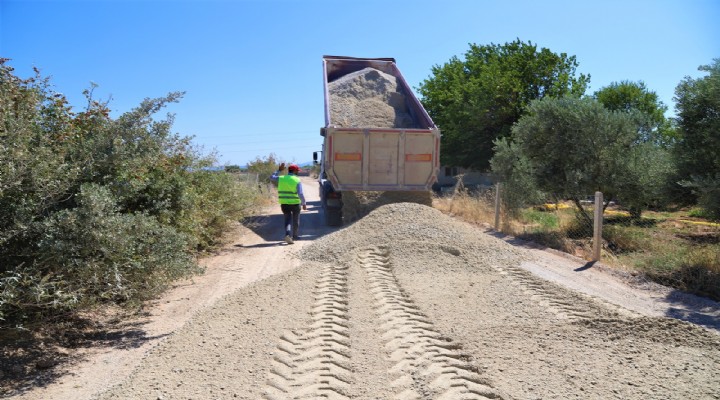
[175,170,264,250]
[0,61,261,327]
[642,245,720,301]
[1,185,199,323]
[687,175,720,221]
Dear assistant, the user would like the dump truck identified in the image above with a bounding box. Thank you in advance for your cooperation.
[314,55,440,226]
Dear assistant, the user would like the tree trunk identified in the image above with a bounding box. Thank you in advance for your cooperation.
[572,197,594,232]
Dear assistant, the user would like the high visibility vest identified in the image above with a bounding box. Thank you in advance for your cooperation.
[278,175,301,205]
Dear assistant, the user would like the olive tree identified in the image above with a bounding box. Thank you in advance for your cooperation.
[493,96,673,223]
[673,59,720,219]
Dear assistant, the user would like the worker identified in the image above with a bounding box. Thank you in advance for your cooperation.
[270,163,307,244]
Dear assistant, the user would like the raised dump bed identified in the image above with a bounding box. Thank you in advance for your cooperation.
[320,55,440,192]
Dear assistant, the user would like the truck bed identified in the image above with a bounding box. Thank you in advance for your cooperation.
[321,56,440,192]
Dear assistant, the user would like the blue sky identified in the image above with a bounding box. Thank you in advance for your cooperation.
[2,0,718,166]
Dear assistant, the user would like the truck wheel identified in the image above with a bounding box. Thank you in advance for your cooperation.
[325,208,343,226]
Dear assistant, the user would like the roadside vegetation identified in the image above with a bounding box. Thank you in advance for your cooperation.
[0,60,265,329]
[435,193,720,301]
[422,42,719,300]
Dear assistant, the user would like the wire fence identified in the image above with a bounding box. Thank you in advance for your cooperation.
[434,182,720,300]
[235,172,276,197]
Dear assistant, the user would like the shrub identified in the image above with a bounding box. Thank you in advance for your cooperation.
[0,61,262,327]
[0,185,199,323]
[642,245,720,301]
[689,175,720,221]
[603,225,653,253]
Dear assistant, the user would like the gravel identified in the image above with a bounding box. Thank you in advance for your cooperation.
[340,191,433,223]
[84,203,720,399]
[328,67,419,129]
[328,67,432,222]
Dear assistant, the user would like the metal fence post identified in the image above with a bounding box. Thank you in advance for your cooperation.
[494,183,501,231]
[593,191,604,261]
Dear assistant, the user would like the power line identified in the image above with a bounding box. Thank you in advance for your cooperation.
[198,138,319,146]
[217,145,319,153]
[194,130,318,139]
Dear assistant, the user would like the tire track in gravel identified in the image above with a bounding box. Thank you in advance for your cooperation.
[491,262,636,321]
[358,246,504,400]
[263,263,352,399]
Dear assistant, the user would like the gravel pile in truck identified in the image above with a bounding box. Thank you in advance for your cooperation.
[328,67,420,129]
[327,67,433,221]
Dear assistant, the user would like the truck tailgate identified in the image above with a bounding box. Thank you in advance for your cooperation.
[323,127,440,191]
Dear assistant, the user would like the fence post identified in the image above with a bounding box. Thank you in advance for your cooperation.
[494,183,501,231]
[593,191,604,261]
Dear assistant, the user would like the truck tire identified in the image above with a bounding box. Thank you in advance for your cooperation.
[325,208,343,226]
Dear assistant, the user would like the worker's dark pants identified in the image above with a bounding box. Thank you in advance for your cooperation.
[280,204,301,239]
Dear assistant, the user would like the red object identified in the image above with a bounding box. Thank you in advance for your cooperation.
[288,164,300,173]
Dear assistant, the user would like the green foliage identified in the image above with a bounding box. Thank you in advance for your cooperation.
[491,137,544,214]
[674,59,720,217]
[603,224,653,253]
[613,142,675,218]
[594,80,675,145]
[495,96,674,221]
[688,206,714,219]
[247,153,283,183]
[681,175,720,221]
[418,39,589,170]
[592,81,676,216]
[177,169,263,249]
[641,244,720,301]
[40,184,198,297]
[521,209,560,230]
[0,60,260,325]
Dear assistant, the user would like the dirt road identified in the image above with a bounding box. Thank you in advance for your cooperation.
[9,178,720,399]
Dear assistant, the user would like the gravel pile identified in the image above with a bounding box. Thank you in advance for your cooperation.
[340,190,433,223]
[328,67,419,129]
[298,202,526,265]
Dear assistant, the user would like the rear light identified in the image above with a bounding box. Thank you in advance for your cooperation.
[327,191,341,199]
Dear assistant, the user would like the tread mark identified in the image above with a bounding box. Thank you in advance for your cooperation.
[263,264,352,399]
[358,246,504,399]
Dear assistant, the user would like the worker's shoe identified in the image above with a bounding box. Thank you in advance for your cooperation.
[284,235,294,244]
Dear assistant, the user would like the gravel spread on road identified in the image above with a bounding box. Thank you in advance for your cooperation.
[94,203,720,400]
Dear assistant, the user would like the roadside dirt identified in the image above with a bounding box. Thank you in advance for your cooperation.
[4,178,720,399]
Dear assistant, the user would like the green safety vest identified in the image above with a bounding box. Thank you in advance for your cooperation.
[278,175,301,205]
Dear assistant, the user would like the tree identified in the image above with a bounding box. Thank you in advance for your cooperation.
[493,96,673,223]
[246,153,283,183]
[594,80,675,145]
[417,39,589,171]
[224,165,242,173]
[673,59,720,219]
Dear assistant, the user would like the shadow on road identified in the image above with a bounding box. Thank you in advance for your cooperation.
[662,290,720,332]
[0,318,172,397]
[241,200,338,244]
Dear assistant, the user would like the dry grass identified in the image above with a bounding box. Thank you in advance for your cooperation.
[434,192,720,301]
[433,190,496,224]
